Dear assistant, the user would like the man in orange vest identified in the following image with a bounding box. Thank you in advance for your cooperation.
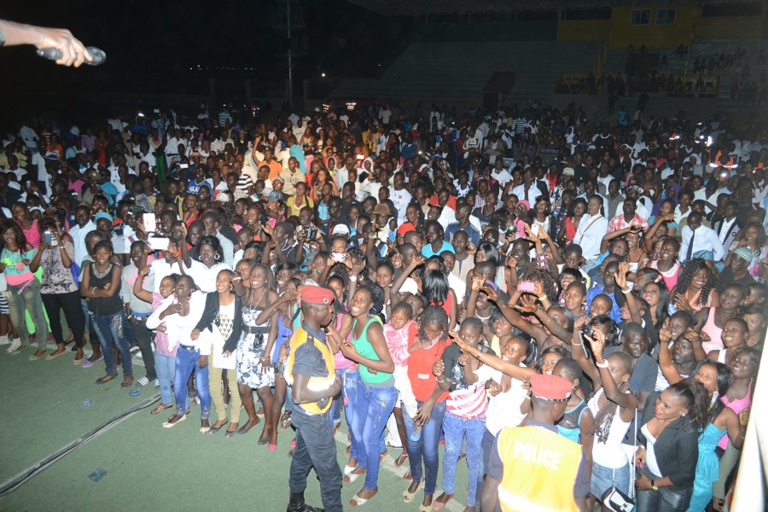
[481,374,590,512]
[286,285,343,512]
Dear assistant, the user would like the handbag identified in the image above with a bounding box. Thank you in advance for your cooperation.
[600,486,634,512]
[600,408,638,512]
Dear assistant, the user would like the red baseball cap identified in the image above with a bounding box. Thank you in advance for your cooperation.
[530,374,572,401]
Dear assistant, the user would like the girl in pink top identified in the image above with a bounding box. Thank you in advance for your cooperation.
[133,270,179,413]
[718,346,757,450]
[383,302,419,467]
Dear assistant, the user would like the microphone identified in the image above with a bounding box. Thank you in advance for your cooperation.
[36,46,106,66]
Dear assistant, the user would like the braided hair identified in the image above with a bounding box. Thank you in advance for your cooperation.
[358,283,385,316]
[417,305,449,344]
[676,259,716,309]
[589,351,633,444]
[522,267,558,300]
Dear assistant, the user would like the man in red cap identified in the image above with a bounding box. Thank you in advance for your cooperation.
[481,374,590,512]
[285,285,343,512]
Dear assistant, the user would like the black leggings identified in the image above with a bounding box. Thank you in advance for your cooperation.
[41,290,86,348]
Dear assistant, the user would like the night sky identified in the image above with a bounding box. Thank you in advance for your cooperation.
[0,0,407,124]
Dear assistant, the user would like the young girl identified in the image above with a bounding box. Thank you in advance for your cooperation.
[402,306,453,512]
[741,303,767,349]
[383,302,418,467]
[671,259,720,314]
[192,269,243,437]
[552,357,595,477]
[238,264,279,442]
[133,270,178,414]
[578,323,639,507]
[82,241,132,386]
[0,222,48,357]
[706,318,748,365]
[147,275,208,430]
[647,238,681,292]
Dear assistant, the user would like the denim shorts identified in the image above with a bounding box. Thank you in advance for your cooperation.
[591,461,630,499]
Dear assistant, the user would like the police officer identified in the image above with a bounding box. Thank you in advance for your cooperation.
[285,285,343,512]
[481,374,590,512]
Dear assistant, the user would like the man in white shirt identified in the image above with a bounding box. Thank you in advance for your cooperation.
[574,196,609,267]
[512,169,542,205]
[713,200,740,250]
[389,171,412,223]
[490,158,513,188]
[70,206,96,266]
[680,212,726,263]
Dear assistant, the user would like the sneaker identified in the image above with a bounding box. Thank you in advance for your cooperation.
[0,335,9,346]
[136,376,150,387]
[154,379,160,388]
[129,346,140,355]
[7,339,21,353]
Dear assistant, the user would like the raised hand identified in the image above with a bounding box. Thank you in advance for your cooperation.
[411,254,426,268]
[659,319,673,344]
[515,295,539,314]
[482,285,500,303]
[470,275,485,292]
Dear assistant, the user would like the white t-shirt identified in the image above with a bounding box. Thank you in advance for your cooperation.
[481,364,529,436]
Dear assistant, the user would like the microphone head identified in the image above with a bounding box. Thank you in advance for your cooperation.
[86,47,107,66]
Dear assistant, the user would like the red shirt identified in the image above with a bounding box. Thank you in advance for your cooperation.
[407,325,451,403]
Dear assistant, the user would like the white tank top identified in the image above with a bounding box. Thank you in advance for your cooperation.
[588,388,632,468]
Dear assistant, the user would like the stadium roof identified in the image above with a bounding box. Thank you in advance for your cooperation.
[346,0,760,16]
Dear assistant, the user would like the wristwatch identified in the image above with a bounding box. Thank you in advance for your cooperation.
[650,479,659,491]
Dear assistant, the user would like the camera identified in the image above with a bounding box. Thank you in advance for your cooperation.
[579,323,594,338]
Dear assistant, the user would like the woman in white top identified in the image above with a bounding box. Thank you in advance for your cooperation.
[574,318,639,506]
[575,196,609,263]
[147,275,208,431]
[187,235,232,293]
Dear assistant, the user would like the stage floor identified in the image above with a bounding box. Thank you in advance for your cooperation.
[0,346,471,511]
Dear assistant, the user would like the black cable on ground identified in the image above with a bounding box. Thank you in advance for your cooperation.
[0,392,160,499]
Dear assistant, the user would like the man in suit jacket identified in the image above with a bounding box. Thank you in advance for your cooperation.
[712,200,740,252]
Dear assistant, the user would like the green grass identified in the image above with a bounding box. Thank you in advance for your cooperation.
[0,347,473,512]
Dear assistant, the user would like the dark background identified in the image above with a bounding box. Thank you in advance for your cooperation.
[0,0,409,126]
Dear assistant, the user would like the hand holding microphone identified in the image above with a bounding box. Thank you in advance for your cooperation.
[0,19,104,67]
[37,46,106,66]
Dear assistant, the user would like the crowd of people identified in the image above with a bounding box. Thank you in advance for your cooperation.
[0,100,764,512]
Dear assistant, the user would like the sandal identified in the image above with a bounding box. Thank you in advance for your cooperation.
[121,377,135,388]
[82,355,103,369]
[96,374,118,385]
[343,471,363,484]
[280,411,292,431]
[151,404,173,415]
[162,414,187,428]
[402,479,423,503]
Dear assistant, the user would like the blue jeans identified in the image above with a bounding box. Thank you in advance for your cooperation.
[442,411,486,506]
[404,399,447,495]
[344,369,363,462]
[91,311,132,378]
[155,352,176,405]
[332,366,356,426]
[174,346,211,420]
[352,382,397,490]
